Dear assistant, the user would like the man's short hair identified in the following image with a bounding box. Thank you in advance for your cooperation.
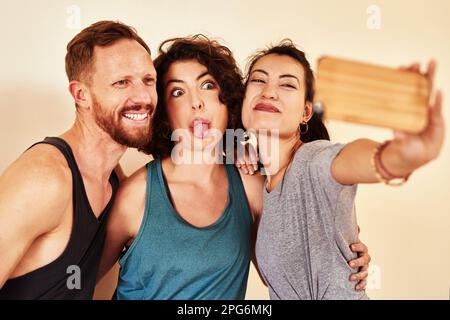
[65,20,151,82]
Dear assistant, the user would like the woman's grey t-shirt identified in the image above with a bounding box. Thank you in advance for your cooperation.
[255,140,369,300]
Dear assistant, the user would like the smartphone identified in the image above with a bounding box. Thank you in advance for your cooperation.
[314,56,430,133]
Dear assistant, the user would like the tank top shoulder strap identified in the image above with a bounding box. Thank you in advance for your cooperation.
[224,163,253,225]
[27,136,119,191]
[27,137,81,177]
[145,159,164,209]
[144,159,155,212]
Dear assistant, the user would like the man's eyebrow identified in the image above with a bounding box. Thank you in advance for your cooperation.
[112,73,156,80]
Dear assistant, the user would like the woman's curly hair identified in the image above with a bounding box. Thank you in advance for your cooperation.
[140,35,244,158]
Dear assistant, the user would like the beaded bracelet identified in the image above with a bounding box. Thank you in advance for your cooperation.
[370,140,411,186]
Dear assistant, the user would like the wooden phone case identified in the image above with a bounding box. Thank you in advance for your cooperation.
[314,56,429,133]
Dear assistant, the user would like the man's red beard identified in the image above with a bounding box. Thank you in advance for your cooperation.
[92,99,154,149]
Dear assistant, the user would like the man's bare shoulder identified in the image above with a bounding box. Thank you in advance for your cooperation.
[0,143,72,229]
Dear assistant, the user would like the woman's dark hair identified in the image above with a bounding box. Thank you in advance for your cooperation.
[140,35,244,158]
[245,39,329,143]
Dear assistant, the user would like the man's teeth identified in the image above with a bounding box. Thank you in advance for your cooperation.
[123,113,148,121]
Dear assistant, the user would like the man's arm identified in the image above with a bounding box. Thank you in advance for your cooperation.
[0,146,70,287]
[96,166,147,283]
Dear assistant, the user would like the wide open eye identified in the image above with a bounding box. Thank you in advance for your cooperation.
[170,88,185,97]
[201,80,217,90]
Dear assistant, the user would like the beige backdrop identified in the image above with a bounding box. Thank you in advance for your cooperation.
[1,0,449,300]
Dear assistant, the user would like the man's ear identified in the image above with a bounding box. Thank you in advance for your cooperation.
[68,80,91,110]
[303,101,313,122]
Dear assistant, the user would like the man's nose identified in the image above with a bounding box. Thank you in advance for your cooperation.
[130,82,153,106]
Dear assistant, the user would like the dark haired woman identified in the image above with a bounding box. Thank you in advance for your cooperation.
[239,40,444,299]
[97,36,371,300]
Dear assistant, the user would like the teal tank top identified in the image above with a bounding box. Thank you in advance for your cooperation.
[116,159,252,300]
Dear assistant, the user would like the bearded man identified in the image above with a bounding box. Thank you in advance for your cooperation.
[0,20,157,299]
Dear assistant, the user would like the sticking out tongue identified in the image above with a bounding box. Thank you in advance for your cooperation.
[193,120,210,139]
